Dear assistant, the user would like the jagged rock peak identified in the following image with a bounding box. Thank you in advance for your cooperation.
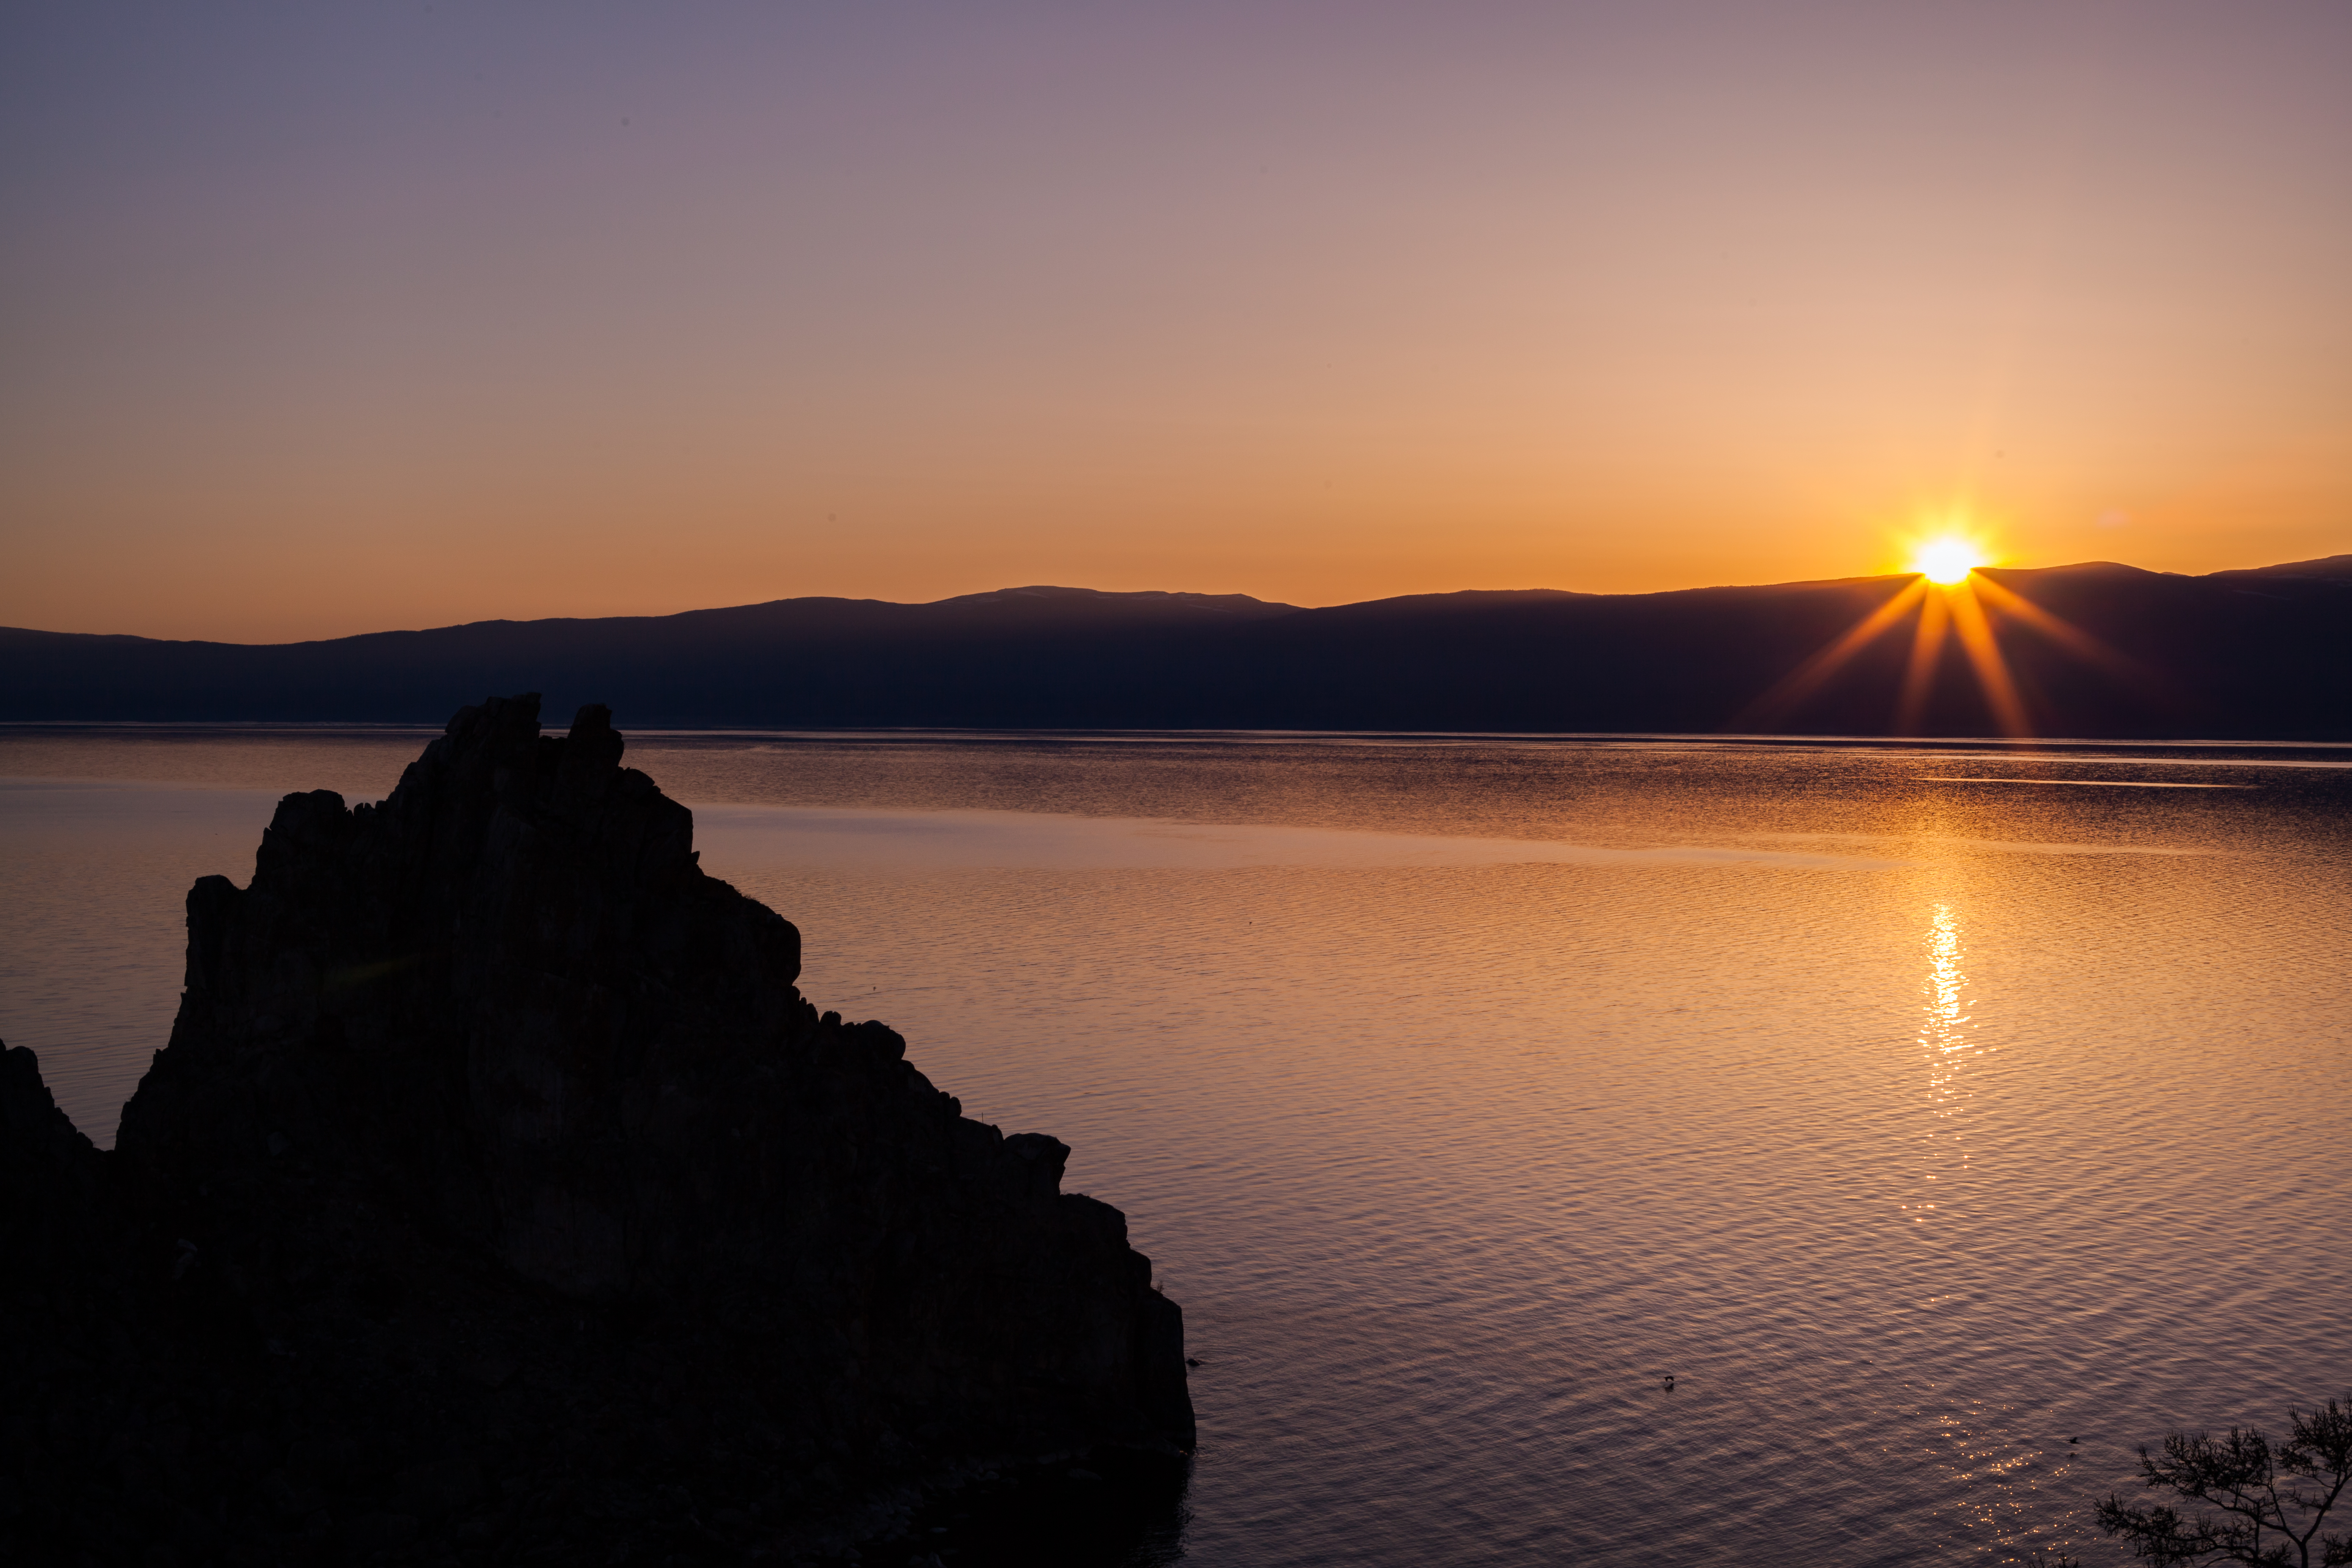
[3,695,1191,1560]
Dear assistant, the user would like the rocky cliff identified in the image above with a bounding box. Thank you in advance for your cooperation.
[0,695,1192,1564]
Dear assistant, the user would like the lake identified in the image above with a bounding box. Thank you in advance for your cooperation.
[4,725,2349,1566]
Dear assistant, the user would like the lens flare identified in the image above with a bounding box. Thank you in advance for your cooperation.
[1913,538,1980,584]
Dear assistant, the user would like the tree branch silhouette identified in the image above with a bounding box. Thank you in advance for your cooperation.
[2096,1397,2352,1566]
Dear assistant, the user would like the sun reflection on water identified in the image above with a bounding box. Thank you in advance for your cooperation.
[1907,902,1984,1225]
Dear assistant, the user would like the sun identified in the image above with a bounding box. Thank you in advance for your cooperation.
[1912,537,1981,584]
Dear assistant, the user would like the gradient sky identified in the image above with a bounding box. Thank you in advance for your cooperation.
[4,1,2347,643]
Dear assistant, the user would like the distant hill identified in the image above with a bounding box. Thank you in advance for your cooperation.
[4,562,2349,739]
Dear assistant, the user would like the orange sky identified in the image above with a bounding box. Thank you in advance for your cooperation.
[4,2,2347,644]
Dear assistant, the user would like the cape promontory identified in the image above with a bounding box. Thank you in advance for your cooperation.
[0,695,1192,1563]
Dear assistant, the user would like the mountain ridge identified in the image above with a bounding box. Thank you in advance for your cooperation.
[10,555,2347,649]
[4,556,2347,738]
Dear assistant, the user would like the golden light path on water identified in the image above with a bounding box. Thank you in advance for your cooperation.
[1912,903,1975,1228]
[1910,898,2035,1548]
[3,730,2351,1565]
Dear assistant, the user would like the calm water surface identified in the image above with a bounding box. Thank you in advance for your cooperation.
[4,728,2349,1566]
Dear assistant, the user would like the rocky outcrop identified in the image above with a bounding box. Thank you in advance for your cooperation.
[0,695,1190,1564]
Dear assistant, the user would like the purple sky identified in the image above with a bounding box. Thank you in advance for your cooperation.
[5,1,2347,640]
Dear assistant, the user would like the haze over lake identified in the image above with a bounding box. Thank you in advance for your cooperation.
[5,726,2349,1565]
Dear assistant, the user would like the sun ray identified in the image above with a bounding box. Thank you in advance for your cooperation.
[1967,574,2146,679]
[1737,577,1929,729]
[1742,526,2140,737]
[1943,581,2033,736]
[1893,581,1951,734]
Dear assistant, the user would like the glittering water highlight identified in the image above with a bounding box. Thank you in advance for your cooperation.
[3,728,2349,1566]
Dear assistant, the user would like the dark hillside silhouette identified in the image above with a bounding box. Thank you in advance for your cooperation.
[4,560,2347,738]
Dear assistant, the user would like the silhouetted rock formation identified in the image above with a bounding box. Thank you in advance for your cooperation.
[0,695,1191,1563]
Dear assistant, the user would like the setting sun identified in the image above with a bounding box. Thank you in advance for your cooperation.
[1913,538,1981,584]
